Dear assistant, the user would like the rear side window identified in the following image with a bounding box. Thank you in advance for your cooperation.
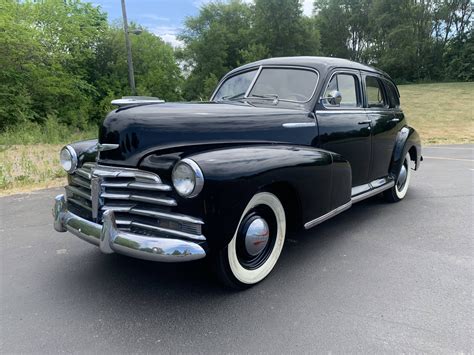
[383,80,400,108]
[365,76,388,108]
[324,73,360,108]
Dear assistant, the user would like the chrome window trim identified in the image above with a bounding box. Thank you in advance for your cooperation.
[244,65,263,97]
[320,70,364,110]
[211,65,320,104]
[362,72,391,109]
[210,67,260,101]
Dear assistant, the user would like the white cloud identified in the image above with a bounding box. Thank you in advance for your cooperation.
[149,26,184,48]
[301,0,313,16]
[161,33,184,48]
[142,14,170,22]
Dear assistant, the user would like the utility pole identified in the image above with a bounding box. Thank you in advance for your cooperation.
[121,0,136,95]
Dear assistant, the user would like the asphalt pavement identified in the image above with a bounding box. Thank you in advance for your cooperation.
[1,144,473,353]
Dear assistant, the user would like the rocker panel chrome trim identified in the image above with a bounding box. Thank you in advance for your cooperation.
[304,177,395,229]
[304,200,352,229]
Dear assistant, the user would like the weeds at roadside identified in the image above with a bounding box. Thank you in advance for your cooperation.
[0,117,97,146]
[0,144,66,193]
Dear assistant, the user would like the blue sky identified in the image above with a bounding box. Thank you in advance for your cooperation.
[90,0,313,47]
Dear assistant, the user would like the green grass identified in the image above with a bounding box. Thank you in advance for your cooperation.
[0,118,97,194]
[0,117,97,145]
[398,82,474,144]
[0,144,66,194]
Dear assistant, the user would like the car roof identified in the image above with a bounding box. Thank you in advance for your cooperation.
[227,56,390,79]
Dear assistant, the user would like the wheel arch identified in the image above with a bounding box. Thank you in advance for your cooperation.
[389,126,422,178]
[260,181,303,235]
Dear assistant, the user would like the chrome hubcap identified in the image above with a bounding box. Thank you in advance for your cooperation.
[244,217,270,256]
[397,161,408,190]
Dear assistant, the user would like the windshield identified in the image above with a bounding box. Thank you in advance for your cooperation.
[213,67,318,104]
[213,70,257,101]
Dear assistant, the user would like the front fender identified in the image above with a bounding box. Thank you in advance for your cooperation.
[390,126,422,178]
[68,139,98,167]
[186,145,351,250]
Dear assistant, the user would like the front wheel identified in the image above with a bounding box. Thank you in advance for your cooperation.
[213,192,286,289]
[384,153,412,203]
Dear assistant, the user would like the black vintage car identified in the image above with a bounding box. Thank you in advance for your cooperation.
[53,57,422,288]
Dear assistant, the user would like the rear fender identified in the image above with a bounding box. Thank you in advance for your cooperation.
[390,126,421,178]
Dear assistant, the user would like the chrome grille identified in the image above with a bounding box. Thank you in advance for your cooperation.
[65,163,204,241]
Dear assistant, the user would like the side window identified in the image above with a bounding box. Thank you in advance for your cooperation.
[365,76,388,108]
[324,73,359,108]
[383,80,400,108]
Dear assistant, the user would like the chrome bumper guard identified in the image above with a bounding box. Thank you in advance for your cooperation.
[53,194,206,262]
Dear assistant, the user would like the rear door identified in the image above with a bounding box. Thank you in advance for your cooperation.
[363,74,401,180]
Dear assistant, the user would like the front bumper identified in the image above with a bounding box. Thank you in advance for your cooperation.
[53,194,206,262]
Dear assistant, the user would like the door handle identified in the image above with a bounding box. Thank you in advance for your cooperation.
[358,120,372,125]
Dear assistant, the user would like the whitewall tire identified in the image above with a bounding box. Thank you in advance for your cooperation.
[214,192,286,289]
[384,153,412,202]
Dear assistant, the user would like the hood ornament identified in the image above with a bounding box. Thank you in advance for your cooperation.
[96,143,119,162]
[96,143,119,152]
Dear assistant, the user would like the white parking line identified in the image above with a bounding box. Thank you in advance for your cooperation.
[423,156,474,162]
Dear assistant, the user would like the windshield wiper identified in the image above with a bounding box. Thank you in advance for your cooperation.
[219,91,246,101]
[247,93,280,104]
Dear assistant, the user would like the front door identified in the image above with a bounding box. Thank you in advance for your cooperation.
[315,70,371,187]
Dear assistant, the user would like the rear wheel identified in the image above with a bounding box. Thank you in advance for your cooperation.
[214,192,286,289]
[384,153,412,203]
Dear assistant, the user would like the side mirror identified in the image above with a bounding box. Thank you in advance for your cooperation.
[322,90,342,106]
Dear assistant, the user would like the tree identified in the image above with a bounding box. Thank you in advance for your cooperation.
[254,0,320,57]
[0,0,182,131]
[179,0,320,100]
[314,0,351,58]
[0,0,108,129]
[178,0,254,100]
[313,0,472,82]
[92,24,183,120]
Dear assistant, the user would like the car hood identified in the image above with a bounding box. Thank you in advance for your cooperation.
[98,102,314,166]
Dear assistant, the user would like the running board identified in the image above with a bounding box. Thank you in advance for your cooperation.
[351,178,395,203]
[304,178,395,230]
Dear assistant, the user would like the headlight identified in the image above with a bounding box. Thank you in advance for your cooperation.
[172,158,204,198]
[60,145,78,173]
